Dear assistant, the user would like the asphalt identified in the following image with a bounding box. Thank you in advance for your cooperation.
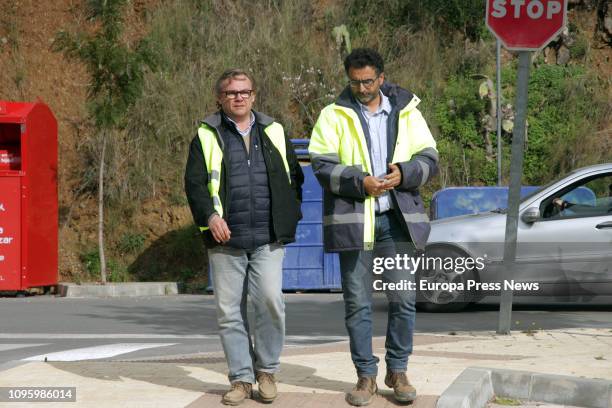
[1,328,611,408]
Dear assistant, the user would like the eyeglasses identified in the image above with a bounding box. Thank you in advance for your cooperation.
[222,90,254,99]
[348,75,380,89]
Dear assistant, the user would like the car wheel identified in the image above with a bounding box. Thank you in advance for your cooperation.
[416,245,478,313]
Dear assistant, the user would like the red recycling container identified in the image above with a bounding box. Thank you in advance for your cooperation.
[0,100,58,291]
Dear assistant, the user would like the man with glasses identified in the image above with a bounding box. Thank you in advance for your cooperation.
[185,68,303,405]
[309,48,438,406]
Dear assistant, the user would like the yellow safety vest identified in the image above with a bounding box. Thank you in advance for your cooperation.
[309,95,434,248]
[197,122,290,232]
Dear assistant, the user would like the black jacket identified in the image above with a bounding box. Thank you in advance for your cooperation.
[185,110,304,248]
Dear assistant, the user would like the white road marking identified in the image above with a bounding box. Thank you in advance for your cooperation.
[285,335,348,342]
[0,333,348,342]
[0,344,46,352]
[22,343,177,361]
[0,333,216,339]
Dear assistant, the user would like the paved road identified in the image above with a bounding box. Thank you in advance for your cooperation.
[0,294,610,364]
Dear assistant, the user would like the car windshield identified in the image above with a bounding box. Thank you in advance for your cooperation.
[485,173,571,213]
[519,171,576,204]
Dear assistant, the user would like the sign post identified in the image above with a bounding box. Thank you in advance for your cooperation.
[486,0,568,334]
[496,39,502,187]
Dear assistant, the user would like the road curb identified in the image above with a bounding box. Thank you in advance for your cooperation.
[57,282,178,298]
[436,367,494,408]
[437,366,612,408]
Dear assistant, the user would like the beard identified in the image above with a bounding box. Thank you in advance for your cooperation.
[355,91,377,105]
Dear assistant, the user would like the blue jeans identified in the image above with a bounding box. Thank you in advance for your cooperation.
[339,212,416,377]
[208,243,285,384]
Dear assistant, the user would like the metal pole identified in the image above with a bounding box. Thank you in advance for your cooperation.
[496,40,502,186]
[497,51,531,335]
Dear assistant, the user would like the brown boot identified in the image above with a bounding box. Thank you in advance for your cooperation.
[346,376,378,406]
[384,370,417,402]
[222,381,253,406]
[256,372,277,403]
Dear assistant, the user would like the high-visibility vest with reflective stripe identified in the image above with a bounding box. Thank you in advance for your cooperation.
[197,122,290,232]
[316,105,376,250]
[309,95,430,248]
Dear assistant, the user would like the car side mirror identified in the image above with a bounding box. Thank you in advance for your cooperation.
[521,207,540,224]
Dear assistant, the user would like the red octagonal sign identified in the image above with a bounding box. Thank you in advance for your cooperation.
[487,0,568,50]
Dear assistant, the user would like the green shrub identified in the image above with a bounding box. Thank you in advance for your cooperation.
[504,64,606,183]
[80,250,129,282]
[347,0,486,41]
[569,35,588,60]
[118,233,146,254]
[434,75,497,185]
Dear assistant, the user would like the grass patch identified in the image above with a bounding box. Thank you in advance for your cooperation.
[118,233,146,254]
[80,249,130,283]
[492,396,522,406]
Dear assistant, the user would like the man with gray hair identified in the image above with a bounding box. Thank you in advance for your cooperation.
[185,69,303,405]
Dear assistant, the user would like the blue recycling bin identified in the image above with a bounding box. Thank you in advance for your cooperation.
[282,164,341,290]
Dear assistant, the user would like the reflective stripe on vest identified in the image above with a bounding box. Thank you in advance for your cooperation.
[197,121,290,232]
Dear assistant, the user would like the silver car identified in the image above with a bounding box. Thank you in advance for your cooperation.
[419,163,612,312]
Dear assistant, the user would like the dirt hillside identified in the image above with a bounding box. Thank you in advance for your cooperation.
[0,1,609,282]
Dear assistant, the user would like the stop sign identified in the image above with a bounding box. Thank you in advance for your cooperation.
[487,0,568,50]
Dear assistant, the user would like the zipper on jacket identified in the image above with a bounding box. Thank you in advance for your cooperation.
[248,132,257,249]
[233,127,251,167]
[245,137,251,168]
[248,139,256,167]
